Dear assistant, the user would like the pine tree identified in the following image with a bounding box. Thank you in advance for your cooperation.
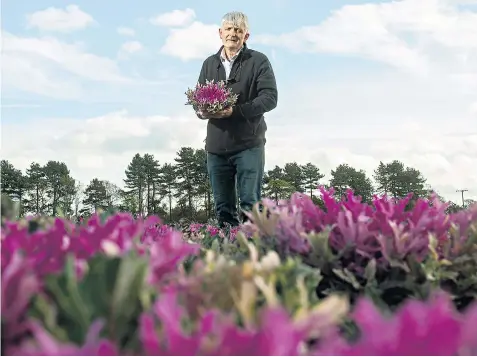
[43,161,75,216]
[329,163,374,202]
[83,178,108,212]
[263,166,295,203]
[374,160,427,200]
[174,147,197,219]
[24,162,49,214]
[1,160,27,216]
[301,163,325,199]
[142,154,161,215]
[283,162,305,193]
[124,154,146,215]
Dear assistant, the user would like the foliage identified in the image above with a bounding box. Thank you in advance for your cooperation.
[2,188,477,355]
[373,160,427,200]
[2,194,20,222]
[330,163,374,203]
[239,187,477,312]
[2,151,472,224]
[82,178,109,212]
[1,212,343,355]
[263,163,325,204]
[313,291,477,355]
[1,160,27,203]
[1,160,76,218]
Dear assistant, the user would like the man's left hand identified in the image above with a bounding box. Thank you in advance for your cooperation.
[203,107,233,119]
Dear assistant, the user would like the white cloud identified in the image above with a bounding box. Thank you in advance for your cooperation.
[470,101,477,115]
[2,110,207,189]
[120,41,143,54]
[117,41,143,60]
[150,8,196,27]
[252,0,477,76]
[26,5,94,33]
[2,31,132,98]
[2,51,83,99]
[265,125,477,203]
[446,0,477,4]
[160,21,221,61]
[3,32,126,81]
[117,27,135,36]
[263,66,477,201]
[3,106,476,204]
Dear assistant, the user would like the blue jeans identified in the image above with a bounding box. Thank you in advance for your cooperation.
[207,145,265,227]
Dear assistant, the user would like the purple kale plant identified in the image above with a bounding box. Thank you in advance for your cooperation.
[240,187,477,310]
[1,252,40,348]
[138,290,309,355]
[313,292,477,356]
[3,199,477,356]
[183,222,240,246]
[8,290,312,356]
[243,186,476,272]
[146,228,200,285]
[1,212,169,280]
[185,80,239,114]
[7,288,477,356]
[1,213,201,354]
[6,320,118,356]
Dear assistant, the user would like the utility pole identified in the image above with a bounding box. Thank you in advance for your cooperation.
[456,189,468,208]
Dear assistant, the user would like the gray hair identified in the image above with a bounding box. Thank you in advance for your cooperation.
[221,11,249,32]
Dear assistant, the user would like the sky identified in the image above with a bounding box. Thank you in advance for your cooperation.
[1,0,477,203]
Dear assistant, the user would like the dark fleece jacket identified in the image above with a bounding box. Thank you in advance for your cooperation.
[197,43,278,155]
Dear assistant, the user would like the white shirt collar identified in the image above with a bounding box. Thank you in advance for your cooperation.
[220,46,243,62]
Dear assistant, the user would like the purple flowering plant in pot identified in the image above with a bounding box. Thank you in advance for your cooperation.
[185,80,239,115]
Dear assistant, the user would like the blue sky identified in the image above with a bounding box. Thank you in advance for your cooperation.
[2,0,477,202]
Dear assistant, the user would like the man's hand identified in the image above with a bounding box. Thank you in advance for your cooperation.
[198,107,233,120]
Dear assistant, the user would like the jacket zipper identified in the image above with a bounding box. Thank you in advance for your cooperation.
[215,62,228,152]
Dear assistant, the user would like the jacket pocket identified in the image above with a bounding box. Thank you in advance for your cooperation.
[231,117,256,143]
[246,115,263,136]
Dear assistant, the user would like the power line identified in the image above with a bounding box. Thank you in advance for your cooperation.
[456,189,469,208]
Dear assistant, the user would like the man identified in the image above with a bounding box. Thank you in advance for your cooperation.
[195,11,278,227]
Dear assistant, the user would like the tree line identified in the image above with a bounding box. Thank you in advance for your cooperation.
[1,147,474,222]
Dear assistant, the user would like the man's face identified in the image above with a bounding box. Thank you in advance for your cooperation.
[219,22,249,51]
